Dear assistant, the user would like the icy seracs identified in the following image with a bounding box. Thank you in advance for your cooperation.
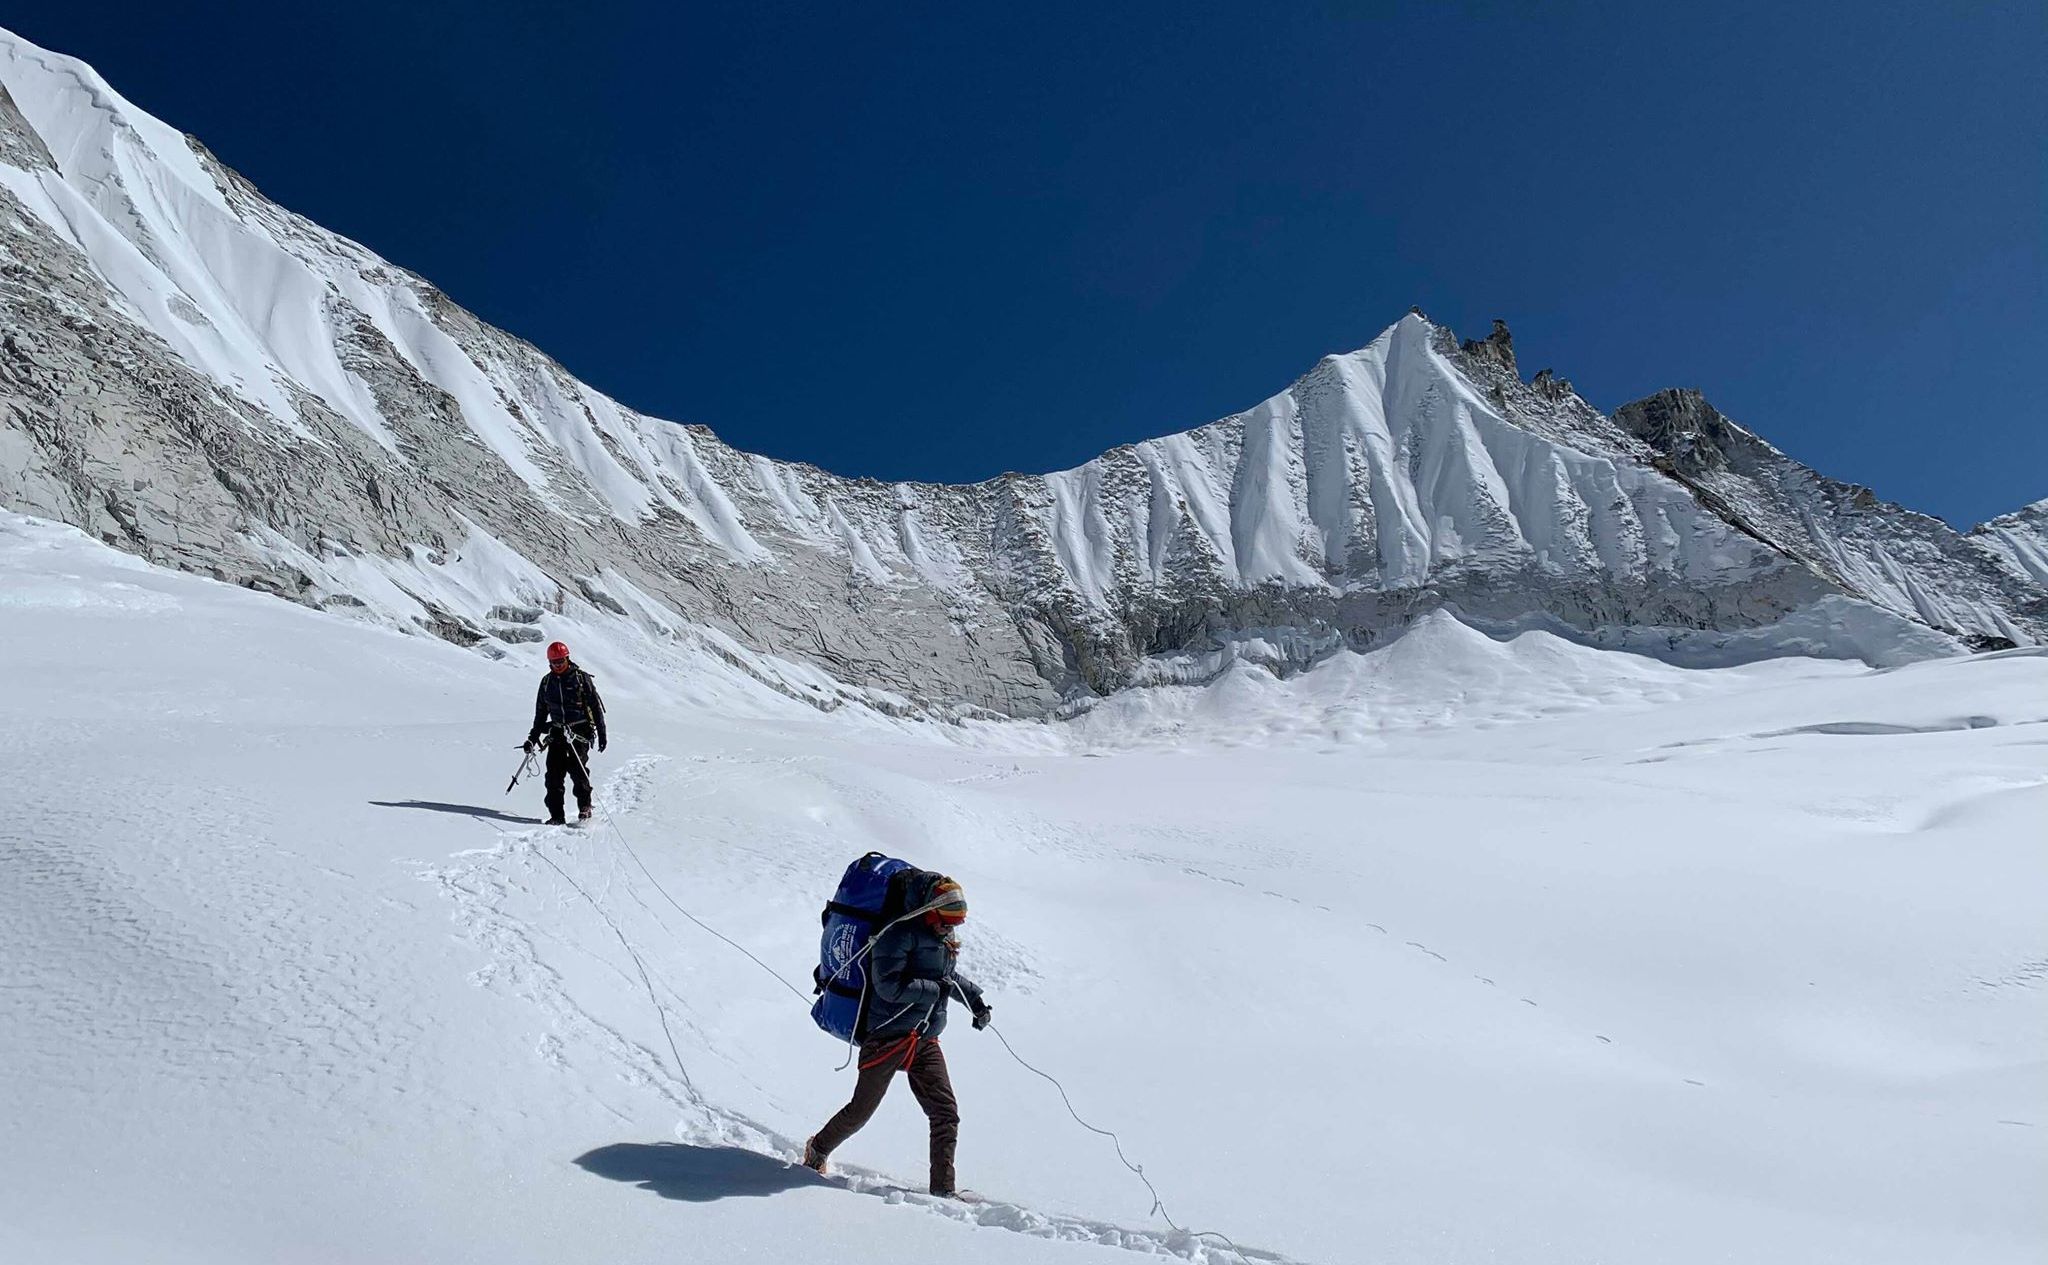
[0,24,2040,716]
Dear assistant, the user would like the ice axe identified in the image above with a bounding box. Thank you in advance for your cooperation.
[506,743,538,794]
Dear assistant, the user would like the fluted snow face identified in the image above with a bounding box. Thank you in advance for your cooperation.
[0,24,2037,716]
[998,317,1781,607]
[1972,500,2048,588]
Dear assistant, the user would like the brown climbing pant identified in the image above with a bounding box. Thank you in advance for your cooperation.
[810,1033,960,1192]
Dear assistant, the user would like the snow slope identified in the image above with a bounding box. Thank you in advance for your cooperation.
[1,24,2041,721]
[1973,498,2048,588]
[6,511,2043,1265]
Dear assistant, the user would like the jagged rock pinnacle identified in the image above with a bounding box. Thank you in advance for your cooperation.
[1614,389,1734,477]
[1460,319,1516,377]
[1531,368,1573,402]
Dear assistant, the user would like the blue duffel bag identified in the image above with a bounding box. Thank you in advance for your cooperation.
[810,852,916,1042]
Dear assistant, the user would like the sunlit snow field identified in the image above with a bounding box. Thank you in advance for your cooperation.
[3,513,2042,1265]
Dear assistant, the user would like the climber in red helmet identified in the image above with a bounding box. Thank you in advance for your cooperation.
[522,641,608,825]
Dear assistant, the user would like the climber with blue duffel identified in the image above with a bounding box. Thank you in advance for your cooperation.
[803,867,989,1197]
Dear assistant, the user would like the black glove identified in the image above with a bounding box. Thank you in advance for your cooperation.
[522,736,537,754]
[597,735,607,753]
[971,1001,992,1031]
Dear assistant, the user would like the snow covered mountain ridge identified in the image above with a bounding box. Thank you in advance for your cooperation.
[0,26,2040,716]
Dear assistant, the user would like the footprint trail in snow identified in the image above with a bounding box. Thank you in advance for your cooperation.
[427,756,1304,1265]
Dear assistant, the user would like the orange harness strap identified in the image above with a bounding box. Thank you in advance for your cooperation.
[859,1032,920,1072]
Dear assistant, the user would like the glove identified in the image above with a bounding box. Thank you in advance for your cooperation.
[971,1001,992,1031]
[597,735,607,753]
[522,737,537,754]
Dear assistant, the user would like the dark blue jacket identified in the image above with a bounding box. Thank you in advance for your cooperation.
[863,874,984,1041]
[529,664,607,746]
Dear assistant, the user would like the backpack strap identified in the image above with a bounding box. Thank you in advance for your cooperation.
[813,965,863,1000]
[824,900,881,924]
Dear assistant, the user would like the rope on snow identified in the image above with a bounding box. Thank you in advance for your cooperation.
[541,734,1253,1263]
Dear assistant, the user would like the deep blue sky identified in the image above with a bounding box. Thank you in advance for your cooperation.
[19,2,2045,525]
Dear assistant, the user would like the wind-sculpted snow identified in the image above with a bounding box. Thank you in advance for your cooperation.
[0,25,2040,719]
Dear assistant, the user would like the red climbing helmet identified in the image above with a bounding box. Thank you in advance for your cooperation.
[546,641,570,663]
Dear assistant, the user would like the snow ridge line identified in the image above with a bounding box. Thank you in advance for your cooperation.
[432,755,1308,1265]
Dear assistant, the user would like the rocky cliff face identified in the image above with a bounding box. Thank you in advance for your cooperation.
[0,27,2039,717]
[1612,390,2042,650]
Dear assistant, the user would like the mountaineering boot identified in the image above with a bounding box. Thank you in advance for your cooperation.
[578,804,593,822]
[801,1137,828,1175]
[546,814,567,826]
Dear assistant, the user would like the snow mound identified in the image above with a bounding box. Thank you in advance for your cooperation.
[1062,609,1858,749]
[1569,593,1964,668]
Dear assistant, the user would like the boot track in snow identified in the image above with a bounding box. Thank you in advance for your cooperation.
[421,755,1300,1265]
